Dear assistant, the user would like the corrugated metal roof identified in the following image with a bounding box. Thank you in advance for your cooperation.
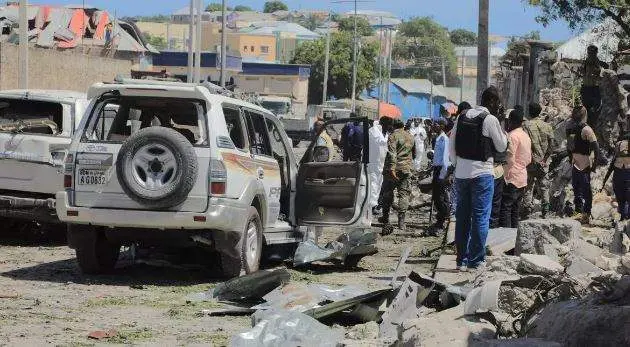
[555,19,620,62]
[244,22,320,39]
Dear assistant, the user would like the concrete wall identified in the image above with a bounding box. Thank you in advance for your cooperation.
[0,43,132,92]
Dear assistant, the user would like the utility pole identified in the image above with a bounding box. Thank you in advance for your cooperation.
[429,72,434,118]
[377,17,383,118]
[166,22,171,50]
[477,0,490,101]
[441,57,446,86]
[460,48,465,103]
[220,0,227,87]
[322,12,331,104]
[386,28,393,104]
[351,0,358,112]
[194,0,202,83]
[18,0,28,89]
[187,0,194,83]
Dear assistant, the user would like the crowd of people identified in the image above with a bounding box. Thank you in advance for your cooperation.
[311,46,630,271]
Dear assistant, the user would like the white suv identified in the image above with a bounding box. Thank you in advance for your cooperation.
[57,80,371,277]
[0,90,88,227]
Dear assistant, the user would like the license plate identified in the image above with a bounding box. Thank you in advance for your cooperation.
[78,169,107,185]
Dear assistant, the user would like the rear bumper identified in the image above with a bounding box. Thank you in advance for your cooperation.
[56,191,249,232]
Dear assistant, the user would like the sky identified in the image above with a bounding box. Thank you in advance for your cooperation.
[27,0,577,42]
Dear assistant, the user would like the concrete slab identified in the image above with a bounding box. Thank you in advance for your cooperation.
[565,255,603,277]
[519,254,564,275]
[486,228,517,255]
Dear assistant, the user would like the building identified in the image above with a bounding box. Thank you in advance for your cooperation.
[555,19,620,62]
[343,10,401,28]
[151,51,243,83]
[170,5,276,27]
[239,22,320,63]
[363,78,471,120]
[455,45,507,103]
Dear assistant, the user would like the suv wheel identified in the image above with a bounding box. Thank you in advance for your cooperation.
[72,225,121,274]
[218,207,263,278]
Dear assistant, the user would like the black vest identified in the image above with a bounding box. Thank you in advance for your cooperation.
[456,112,506,162]
[566,123,591,155]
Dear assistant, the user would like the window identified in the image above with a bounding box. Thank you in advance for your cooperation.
[244,110,271,156]
[84,97,206,145]
[0,98,63,135]
[243,45,248,52]
[223,106,247,150]
[260,45,269,54]
[250,45,255,52]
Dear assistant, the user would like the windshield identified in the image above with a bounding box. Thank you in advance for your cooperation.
[0,98,63,135]
[261,101,290,116]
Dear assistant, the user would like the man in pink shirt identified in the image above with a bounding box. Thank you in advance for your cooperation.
[500,107,532,228]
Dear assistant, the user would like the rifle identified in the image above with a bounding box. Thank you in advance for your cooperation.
[600,156,616,193]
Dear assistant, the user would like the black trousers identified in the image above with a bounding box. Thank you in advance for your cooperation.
[500,183,524,228]
[432,166,451,227]
[490,177,504,229]
[581,85,601,128]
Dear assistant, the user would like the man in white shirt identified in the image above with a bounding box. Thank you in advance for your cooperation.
[410,119,427,171]
[449,86,508,271]
[368,117,392,217]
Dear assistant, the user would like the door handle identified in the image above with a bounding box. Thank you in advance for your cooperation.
[257,167,264,179]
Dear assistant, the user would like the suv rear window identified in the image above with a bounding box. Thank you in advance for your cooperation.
[84,97,207,146]
[0,98,63,135]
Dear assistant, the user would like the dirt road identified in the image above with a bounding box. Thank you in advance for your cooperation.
[0,206,441,346]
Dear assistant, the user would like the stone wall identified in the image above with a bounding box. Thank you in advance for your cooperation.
[0,43,132,92]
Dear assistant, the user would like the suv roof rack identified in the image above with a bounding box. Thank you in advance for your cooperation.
[112,76,235,97]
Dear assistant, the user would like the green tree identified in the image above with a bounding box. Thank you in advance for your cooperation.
[298,14,322,31]
[450,29,477,46]
[263,1,288,13]
[233,5,253,11]
[528,0,630,37]
[206,3,232,11]
[143,32,167,50]
[291,31,379,104]
[393,17,458,85]
[337,17,374,36]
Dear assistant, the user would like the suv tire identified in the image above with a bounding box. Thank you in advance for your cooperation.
[116,127,198,209]
[72,225,120,274]
[218,207,263,277]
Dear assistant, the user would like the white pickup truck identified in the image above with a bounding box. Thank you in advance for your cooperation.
[0,90,88,228]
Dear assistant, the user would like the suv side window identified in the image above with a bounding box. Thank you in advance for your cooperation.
[223,106,247,151]
[265,117,289,161]
[244,110,271,156]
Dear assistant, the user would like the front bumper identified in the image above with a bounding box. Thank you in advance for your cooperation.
[56,191,249,232]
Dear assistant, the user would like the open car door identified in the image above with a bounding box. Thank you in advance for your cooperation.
[294,118,371,228]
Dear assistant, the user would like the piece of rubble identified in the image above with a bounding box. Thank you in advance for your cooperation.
[518,254,564,275]
[486,228,518,255]
[611,220,630,254]
[515,219,580,255]
[346,321,379,340]
[231,308,342,347]
[87,329,117,340]
[399,304,495,347]
[565,255,604,277]
[568,238,604,264]
[620,254,630,275]
[208,268,291,302]
[527,277,630,346]
[594,253,622,272]
[380,275,430,340]
[293,230,378,267]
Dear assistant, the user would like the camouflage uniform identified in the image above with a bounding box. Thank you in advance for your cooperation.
[381,128,414,224]
[522,118,554,217]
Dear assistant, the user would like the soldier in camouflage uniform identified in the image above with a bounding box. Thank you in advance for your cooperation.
[380,119,415,234]
[522,102,554,218]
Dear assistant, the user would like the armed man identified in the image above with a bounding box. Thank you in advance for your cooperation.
[380,119,415,234]
[602,112,630,221]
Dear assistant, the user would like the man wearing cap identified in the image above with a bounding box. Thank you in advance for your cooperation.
[581,45,609,128]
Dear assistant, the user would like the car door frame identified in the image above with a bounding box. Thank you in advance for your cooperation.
[294,117,371,228]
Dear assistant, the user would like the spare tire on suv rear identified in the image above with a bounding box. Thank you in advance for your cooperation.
[116,126,198,209]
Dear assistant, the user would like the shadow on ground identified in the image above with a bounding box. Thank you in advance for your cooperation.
[0,221,67,247]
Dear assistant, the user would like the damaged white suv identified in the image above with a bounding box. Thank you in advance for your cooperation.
[0,90,88,227]
[57,80,372,277]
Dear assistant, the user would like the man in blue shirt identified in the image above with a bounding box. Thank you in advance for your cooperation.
[429,118,452,235]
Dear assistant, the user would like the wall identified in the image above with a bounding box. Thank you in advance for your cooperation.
[0,43,132,92]
[364,83,448,120]
[234,74,308,115]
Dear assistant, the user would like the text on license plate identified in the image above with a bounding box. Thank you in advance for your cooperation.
[78,169,107,185]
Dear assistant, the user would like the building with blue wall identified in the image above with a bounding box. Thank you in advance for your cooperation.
[363,78,471,121]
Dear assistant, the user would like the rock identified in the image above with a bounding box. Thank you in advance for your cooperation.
[516,219,581,255]
[621,254,630,274]
[565,255,603,277]
[518,254,564,275]
[594,253,622,272]
[542,244,560,262]
[486,228,518,255]
[611,220,630,254]
[345,321,379,340]
[568,238,604,265]
[472,338,562,347]
[399,304,495,347]
[527,294,630,346]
